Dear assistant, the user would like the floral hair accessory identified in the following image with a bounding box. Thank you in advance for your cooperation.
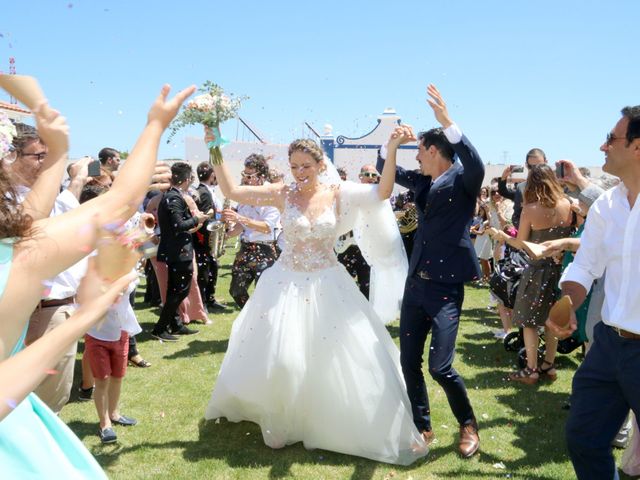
[0,111,17,161]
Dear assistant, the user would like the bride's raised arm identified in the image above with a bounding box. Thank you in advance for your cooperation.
[378,125,416,200]
[205,127,285,208]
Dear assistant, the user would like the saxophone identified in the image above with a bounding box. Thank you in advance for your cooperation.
[396,203,418,234]
[207,198,231,258]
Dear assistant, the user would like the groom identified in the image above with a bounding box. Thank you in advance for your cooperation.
[377,85,483,457]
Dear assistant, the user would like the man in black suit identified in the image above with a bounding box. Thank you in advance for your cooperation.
[377,85,484,457]
[193,162,226,312]
[151,162,209,341]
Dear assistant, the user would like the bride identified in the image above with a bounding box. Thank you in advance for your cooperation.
[204,125,427,465]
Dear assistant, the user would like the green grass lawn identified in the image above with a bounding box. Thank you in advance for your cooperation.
[60,252,631,479]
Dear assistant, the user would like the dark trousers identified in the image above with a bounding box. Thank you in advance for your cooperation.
[566,321,640,480]
[337,245,370,299]
[194,247,218,303]
[153,260,193,334]
[400,276,475,432]
[144,258,162,306]
[230,242,278,308]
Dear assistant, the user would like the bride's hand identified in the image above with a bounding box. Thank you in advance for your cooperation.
[388,125,416,149]
[204,125,217,144]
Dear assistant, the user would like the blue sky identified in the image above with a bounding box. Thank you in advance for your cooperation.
[2,0,638,166]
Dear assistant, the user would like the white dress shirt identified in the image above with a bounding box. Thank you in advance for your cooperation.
[86,276,142,341]
[561,183,640,333]
[237,204,281,243]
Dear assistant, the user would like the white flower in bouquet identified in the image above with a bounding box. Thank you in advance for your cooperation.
[167,81,247,165]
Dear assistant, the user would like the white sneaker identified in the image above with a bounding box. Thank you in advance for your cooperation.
[493,330,508,340]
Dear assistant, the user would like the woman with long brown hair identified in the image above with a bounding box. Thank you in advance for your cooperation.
[0,84,194,478]
[507,164,573,384]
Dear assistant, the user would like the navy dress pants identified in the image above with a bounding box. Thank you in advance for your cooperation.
[566,321,640,480]
[400,276,475,432]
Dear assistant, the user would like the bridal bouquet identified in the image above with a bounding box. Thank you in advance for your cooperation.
[167,81,247,165]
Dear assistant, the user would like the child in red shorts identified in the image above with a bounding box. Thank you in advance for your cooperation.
[85,278,141,444]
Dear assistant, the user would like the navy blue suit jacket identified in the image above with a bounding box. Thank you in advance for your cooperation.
[377,134,484,283]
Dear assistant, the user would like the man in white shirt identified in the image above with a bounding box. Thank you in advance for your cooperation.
[18,155,92,413]
[548,105,640,480]
[223,154,280,307]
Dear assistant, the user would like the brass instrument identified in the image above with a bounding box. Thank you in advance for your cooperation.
[207,220,226,258]
[207,198,231,258]
[395,203,418,234]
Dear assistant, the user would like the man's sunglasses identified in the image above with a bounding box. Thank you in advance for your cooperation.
[606,132,626,146]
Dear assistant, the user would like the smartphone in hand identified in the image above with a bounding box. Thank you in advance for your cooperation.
[555,163,565,179]
[511,165,524,173]
[88,160,101,177]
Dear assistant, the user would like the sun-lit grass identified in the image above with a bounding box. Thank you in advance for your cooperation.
[59,251,631,479]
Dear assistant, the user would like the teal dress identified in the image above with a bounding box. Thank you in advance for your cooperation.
[0,240,106,479]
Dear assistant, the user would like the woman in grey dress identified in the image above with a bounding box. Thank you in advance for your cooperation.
[507,165,574,385]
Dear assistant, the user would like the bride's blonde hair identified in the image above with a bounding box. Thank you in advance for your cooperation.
[288,139,324,164]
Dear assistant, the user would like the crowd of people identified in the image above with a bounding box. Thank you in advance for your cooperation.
[0,77,638,479]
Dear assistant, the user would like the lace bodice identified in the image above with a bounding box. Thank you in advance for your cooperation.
[278,196,340,272]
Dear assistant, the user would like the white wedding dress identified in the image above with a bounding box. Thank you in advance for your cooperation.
[205,183,427,465]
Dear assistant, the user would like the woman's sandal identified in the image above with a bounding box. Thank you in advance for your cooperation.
[507,366,539,385]
[128,355,151,368]
[538,360,557,382]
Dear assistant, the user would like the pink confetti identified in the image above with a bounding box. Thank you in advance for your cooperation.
[45,369,59,375]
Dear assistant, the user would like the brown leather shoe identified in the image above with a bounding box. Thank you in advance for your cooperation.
[421,429,435,446]
[459,420,479,457]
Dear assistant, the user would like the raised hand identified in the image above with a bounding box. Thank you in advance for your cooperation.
[388,124,417,149]
[204,125,217,144]
[147,84,196,129]
[501,165,513,181]
[426,84,453,129]
[556,159,588,191]
[33,100,69,156]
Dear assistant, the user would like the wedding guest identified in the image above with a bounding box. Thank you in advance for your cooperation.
[498,148,547,227]
[225,154,280,308]
[151,162,208,341]
[22,157,93,413]
[506,165,573,384]
[85,218,144,444]
[98,147,121,174]
[547,104,640,480]
[0,83,195,478]
[193,162,225,311]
